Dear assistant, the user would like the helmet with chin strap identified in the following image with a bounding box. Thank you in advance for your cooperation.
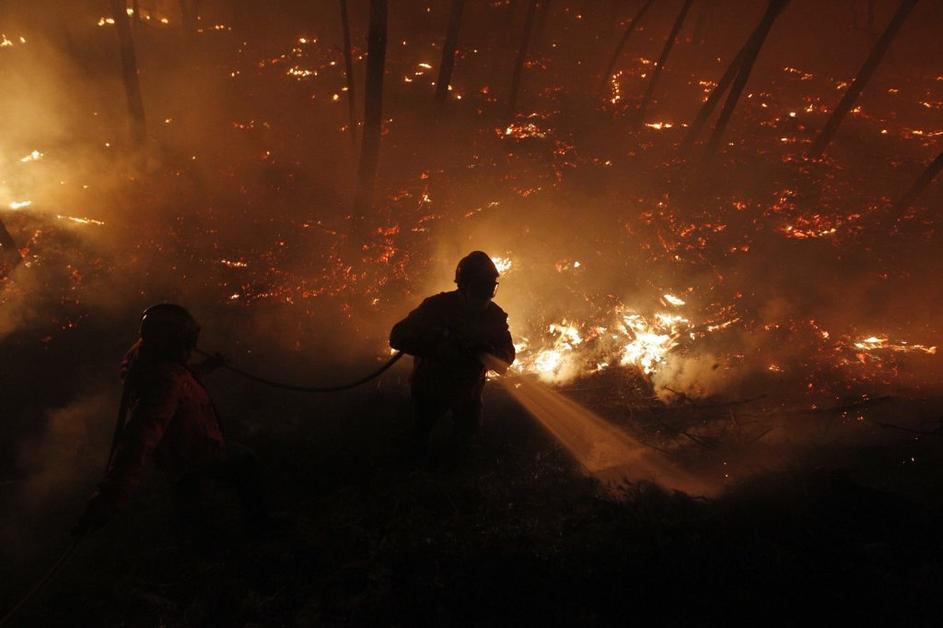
[140,303,200,352]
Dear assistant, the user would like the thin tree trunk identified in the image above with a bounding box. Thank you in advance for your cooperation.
[0,214,20,278]
[637,0,694,123]
[507,0,539,118]
[682,24,762,151]
[703,0,789,158]
[435,0,465,108]
[339,0,357,145]
[534,0,553,51]
[599,0,655,94]
[895,150,943,211]
[131,0,141,23]
[354,0,388,220]
[110,0,146,145]
[809,0,918,157]
[0,218,17,257]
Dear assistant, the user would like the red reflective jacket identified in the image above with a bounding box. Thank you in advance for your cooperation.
[390,290,515,402]
[99,354,226,507]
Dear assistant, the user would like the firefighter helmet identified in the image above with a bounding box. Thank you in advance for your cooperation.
[140,303,200,350]
[454,251,499,289]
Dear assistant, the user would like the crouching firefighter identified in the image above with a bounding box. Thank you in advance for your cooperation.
[390,251,516,463]
[74,304,265,542]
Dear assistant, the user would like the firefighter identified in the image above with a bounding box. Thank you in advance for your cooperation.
[390,251,516,463]
[73,304,264,541]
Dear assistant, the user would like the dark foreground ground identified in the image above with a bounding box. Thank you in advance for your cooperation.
[3,322,943,628]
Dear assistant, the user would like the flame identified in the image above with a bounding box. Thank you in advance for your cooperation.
[19,150,43,163]
[491,256,513,274]
[853,336,936,354]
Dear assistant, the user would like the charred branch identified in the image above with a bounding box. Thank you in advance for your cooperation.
[809,0,919,158]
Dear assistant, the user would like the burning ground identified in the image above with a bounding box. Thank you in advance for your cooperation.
[2,0,943,624]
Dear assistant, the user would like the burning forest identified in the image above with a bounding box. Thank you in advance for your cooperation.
[2,0,943,625]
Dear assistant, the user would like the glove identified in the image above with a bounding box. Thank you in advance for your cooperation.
[72,492,115,539]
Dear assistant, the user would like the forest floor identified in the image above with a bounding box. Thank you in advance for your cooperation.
[3,314,943,627]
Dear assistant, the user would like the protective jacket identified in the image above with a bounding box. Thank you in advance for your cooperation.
[99,354,226,508]
[390,290,515,403]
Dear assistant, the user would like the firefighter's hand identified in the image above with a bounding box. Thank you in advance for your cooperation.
[72,493,115,539]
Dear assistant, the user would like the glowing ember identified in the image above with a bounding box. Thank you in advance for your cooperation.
[56,215,105,226]
[19,150,43,163]
[9,200,32,210]
[853,336,936,354]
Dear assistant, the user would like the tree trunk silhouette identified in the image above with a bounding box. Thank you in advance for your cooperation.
[507,0,539,118]
[339,0,357,145]
[354,0,388,220]
[895,150,943,212]
[599,0,655,94]
[637,0,694,123]
[435,0,465,108]
[110,0,146,145]
[703,0,789,158]
[809,0,918,157]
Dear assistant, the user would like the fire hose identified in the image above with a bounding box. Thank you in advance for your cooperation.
[0,350,405,626]
[193,348,404,392]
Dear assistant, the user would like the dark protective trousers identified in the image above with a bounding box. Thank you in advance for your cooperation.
[412,389,483,461]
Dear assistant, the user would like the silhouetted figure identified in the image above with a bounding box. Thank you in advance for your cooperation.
[390,252,515,464]
[75,304,264,543]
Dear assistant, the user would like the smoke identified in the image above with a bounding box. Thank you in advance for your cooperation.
[652,353,730,402]
[0,0,940,527]
[14,394,111,512]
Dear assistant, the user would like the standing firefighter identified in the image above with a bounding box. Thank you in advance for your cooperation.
[390,251,515,462]
[74,304,264,541]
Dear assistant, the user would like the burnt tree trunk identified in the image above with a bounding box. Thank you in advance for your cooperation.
[0,216,18,276]
[435,0,465,108]
[637,0,694,123]
[354,0,388,220]
[895,150,943,212]
[703,0,789,158]
[339,0,357,145]
[809,0,918,157]
[534,0,553,51]
[599,0,655,94]
[110,0,146,145]
[507,0,539,118]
